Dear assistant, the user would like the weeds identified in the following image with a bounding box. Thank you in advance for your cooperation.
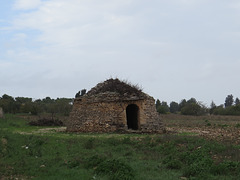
[95,159,135,180]
[1,114,240,179]
[83,138,95,149]
[235,123,240,128]
[210,161,240,175]
[83,155,135,180]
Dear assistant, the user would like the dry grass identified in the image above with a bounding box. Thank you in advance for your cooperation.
[87,78,143,97]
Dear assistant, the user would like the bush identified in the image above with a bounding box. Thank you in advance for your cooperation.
[29,118,63,126]
[210,161,240,175]
[213,104,240,116]
[181,103,206,116]
[84,156,135,180]
[95,159,135,180]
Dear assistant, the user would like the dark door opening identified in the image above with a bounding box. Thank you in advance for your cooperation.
[126,104,139,130]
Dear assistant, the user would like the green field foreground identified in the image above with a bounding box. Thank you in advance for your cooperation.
[1,114,240,180]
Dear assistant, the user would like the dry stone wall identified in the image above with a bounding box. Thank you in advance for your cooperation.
[0,107,3,118]
[67,93,165,133]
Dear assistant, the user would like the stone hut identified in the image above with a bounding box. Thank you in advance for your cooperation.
[0,107,3,118]
[67,79,164,133]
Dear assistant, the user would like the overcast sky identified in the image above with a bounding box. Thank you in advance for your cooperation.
[1,0,240,106]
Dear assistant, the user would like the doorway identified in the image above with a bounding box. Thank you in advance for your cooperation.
[126,104,139,130]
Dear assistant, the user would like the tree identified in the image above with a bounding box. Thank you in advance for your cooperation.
[225,94,234,107]
[15,97,33,114]
[209,101,216,115]
[235,98,240,105]
[170,101,179,113]
[15,97,32,104]
[2,94,14,101]
[156,99,161,109]
[178,99,187,111]
[55,98,73,116]
[187,98,197,104]
[180,98,207,116]
[42,97,54,104]
[156,100,169,114]
[0,94,18,113]
[181,103,202,116]
[212,105,224,115]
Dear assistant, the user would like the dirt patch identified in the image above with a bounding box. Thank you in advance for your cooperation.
[18,127,67,135]
[36,127,67,133]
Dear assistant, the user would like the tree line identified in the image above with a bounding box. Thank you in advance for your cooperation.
[0,94,73,116]
[1,93,240,117]
[156,94,240,116]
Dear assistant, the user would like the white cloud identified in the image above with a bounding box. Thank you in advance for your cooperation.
[13,0,42,10]
[13,0,136,47]
[2,0,240,104]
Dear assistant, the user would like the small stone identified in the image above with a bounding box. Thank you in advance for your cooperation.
[180,177,188,180]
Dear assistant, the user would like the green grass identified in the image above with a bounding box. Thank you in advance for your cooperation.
[1,114,240,179]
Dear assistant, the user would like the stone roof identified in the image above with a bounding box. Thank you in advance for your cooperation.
[86,78,147,100]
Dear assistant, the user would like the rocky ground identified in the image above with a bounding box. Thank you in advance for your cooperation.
[167,126,240,144]
[162,114,240,144]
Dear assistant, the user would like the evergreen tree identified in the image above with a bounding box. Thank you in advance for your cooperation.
[225,94,234,107]
[235,98,240,105]
[156,99,161,109]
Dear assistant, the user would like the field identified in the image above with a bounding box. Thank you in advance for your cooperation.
[1,114,240,180]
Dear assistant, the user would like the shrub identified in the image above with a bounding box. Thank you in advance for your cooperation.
[235,123,240,128]
[181,103,206,116]
[162,155,182,169]
[210,161,240,175]
[95,159,135,180]
[181,148,213,177]
[84,156,135,180]
[29,118,63,126]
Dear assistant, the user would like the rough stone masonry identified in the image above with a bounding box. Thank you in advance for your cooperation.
[0,107,4,118]
[67,78,165,133]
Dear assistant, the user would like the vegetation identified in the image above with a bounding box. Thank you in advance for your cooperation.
[75,89,87,98]
[1,91,240,117]
[1,114,240,179]
[86,78,143,97]
[156,94,240,116]
[28,118,63,126]
[0,94,73,116]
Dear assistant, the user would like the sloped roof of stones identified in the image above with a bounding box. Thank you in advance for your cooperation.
[84,78,148,102]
